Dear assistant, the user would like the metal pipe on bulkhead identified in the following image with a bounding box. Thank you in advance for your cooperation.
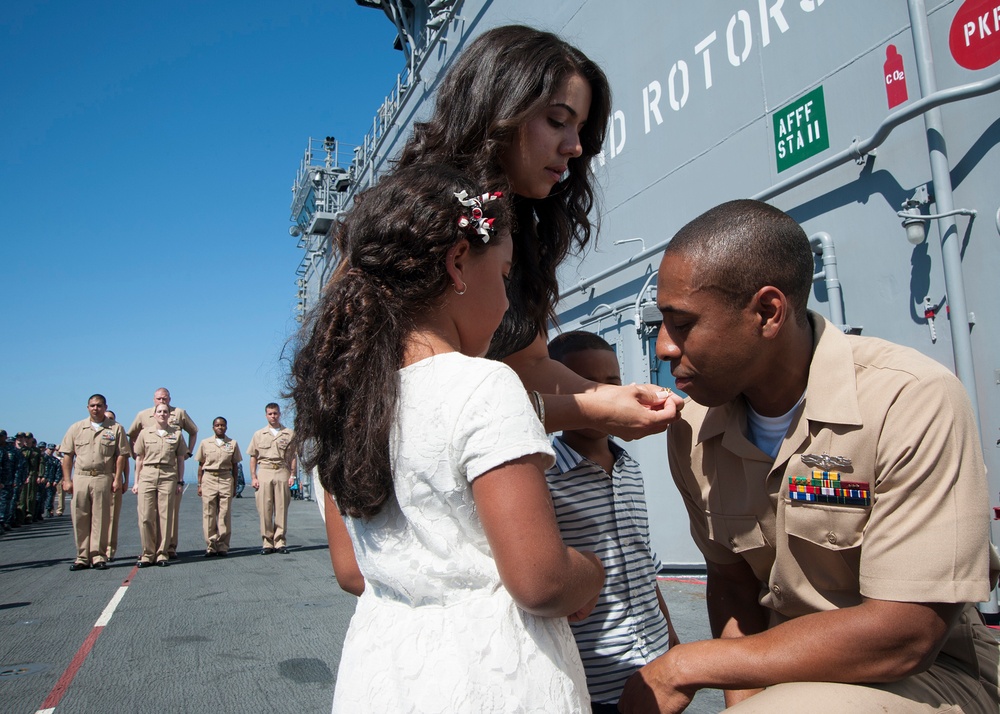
[809,232,845,328]
[908,0,997,616]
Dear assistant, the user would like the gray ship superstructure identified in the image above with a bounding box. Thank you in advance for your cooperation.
[289,0,1000,601]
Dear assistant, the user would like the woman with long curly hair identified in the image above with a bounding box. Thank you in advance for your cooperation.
[397,25,682,436]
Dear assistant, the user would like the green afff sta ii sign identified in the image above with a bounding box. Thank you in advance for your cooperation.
[773,86,829,172]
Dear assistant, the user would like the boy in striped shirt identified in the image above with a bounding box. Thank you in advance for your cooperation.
[546,331,678,713]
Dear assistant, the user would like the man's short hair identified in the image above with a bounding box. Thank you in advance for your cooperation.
[265,402,280,412]
[664,199,814,324]
[548,330,615,363]
[88,394,107,406]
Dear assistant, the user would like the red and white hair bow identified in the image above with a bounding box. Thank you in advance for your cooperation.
[455,190,503,242]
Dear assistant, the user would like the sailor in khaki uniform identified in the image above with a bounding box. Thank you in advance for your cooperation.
[620,200,1000,714]
[103,409,128,561]
[194,417,242,557]
[128,387,197,559]
[132,403,187,567]
[247,403,296,554]
[59,394,130,571]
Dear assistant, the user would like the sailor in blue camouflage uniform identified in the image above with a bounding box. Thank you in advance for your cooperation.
[0,430,17,533]
[36,443,60,519]
[8,432,29,527]
[32,442,47,520]
[18,433,42,525]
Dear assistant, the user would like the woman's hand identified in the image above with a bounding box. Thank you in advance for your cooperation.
[583,383,685,441]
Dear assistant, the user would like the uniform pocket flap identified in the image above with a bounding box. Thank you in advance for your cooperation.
[707,513,766,554]
[784,502,868,551]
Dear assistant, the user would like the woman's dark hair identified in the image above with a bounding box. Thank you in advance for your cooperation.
[289,164,512,519]
[397,25,611,352]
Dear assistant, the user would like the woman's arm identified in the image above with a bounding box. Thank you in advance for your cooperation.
[472,453,604,618]
[132,455,143,494]
[324,491,365,596]
[503,332,684,439]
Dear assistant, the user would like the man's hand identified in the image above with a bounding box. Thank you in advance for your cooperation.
[618,651,695,714]
[62,479,73,495]
[251,476,259,490]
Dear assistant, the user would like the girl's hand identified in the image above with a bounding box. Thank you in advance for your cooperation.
[567,551,603,622]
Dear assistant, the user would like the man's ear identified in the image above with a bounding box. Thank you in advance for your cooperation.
[445,239,472,291]
[752,286,788,339]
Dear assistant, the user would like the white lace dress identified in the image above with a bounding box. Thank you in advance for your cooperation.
[331,353,591,713]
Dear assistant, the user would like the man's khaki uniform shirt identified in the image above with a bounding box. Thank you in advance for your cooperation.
[195,437,242,473]
[668,312,999,680]
[247,427,294,469]
[60,419,131,473]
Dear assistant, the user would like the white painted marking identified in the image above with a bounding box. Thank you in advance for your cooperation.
[95,585,128,627]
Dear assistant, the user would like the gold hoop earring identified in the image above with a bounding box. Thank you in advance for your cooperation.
[453,282,467,296]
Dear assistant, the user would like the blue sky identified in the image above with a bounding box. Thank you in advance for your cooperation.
[1,1,402,455]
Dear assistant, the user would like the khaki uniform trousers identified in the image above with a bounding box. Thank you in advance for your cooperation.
[255,462,290,548]
[106,488,124,559]
[201,471,234,553]
[727,627,1000,714]
[136,466,178,564]
[70,470,112,565]
[168,482,182,556]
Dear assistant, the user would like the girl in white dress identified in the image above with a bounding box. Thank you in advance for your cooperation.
[290,164,605,712]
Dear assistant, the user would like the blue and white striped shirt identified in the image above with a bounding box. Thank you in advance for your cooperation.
[545,436,672,705]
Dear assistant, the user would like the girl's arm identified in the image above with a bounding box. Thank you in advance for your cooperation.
[503,333,684,440]
[324,491,365,596]
[472,453,604,618]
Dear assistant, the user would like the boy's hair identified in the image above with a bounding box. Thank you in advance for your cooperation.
[548,330,615,364]
[289,163,512,519]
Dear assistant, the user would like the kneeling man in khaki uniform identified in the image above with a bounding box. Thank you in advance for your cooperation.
[620,200,1000,714]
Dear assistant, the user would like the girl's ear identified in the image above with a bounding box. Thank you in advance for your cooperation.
[446,239,471,291]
